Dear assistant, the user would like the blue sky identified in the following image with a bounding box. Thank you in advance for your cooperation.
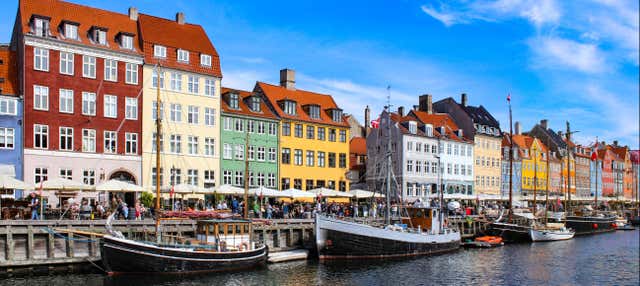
[1,0,638,147]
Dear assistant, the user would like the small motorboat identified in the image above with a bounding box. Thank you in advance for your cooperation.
[472,236,504,247]
[530,227,575,242]
[617,224,636,231]
[614,217,628,228]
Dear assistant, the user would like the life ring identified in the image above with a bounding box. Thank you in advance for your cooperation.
[239,242,250,251]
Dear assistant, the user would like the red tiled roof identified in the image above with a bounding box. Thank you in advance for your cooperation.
[350,137,367,155]
[138,14,221,77]
[256,82,349,127]
[0,46,18,96]
[19,0,142,55]
[630,150,640,164]
[407,110,467,142]
[220,86,279,120]
[609,145,629,160]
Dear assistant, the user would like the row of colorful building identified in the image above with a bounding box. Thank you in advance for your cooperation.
[0,0,638,208]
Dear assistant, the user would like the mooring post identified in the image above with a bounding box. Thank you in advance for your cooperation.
[66,224,74,258]
[6,225,14,261]
[47,230,55,258]
[27,225,35,260]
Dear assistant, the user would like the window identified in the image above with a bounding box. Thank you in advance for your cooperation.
[204,170,215,188]
[250,97,260,111]
[0,128,15,149]
[170,72,182,91]
[95,29,107,45]
[332,109,343,122]
[59,127,73,151]
[125,133,137,155]
[204,138,215,156]
[187,169,198,186]
[257,147,266,161]
[188,75,199,93]
[152,167,163,187]
[293,179,302,190]
[104,131,117,153]
[34,124,48,149]
[306,126,315,139]
[294,124,303,138]
[59,89,73,114]
[317,127,325,140]
[339,153,347,168]
[152,133,164,152]
[0,98,17,115]
[447,163,452,174]
[268,173,276,188]
[256,173,265,187]
[308,105,320,119]
[200,54,212,67]
[187,106,199,124]
[121,35,133,50]
[177,49,189,62]
[170,104,182,122]
[82,129,96,152]
[59,52,74,75]
[235,145,244,160]
[152,69,165,88]
[293,149,303,166]
[306,150,314,166]
[33,18,49,37]
[81,92,96,116]
[282,122,291,136]
[234,171,244,186]
[234,118,244,132]
[170,135,182,153]
[34,48,49,71]
[318,152,326,167]
[125,97,137,120]
[104,95,117,118]
[154,45,166,58]
[228,93,239,109]
[60,169,74,181]
[282,148,291,164]
[223,170,232,185]
[188,136,198,155]
[339,181,346,192]
[328,152,336,168]
[104,59,117,81]
[205,78,216,96]
[329,129,336,142]
[283,100,296,115]
[83,169,95,186]
[170,168,182,185]
[125,63,138,84]
[268,123,277,135]
[223,143,232,159]
[204,108,215,126]
[257,122,265,134]
[407,160,414,172]
[82,55,96,78]
[268,147,277,162]
[244,120,252,133]
[223,117,232,130]
[152,101,164,120]
[339,130,347,142]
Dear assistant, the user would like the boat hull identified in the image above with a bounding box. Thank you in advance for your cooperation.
[487,222,532,243]
[100,236,268,274]
[315,216,460,260]
[530,229,575,242]
[563,216,615,235]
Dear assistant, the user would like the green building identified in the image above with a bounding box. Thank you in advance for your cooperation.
[220,87,280,190]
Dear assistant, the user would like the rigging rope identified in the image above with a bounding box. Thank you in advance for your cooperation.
[41,227,99,243]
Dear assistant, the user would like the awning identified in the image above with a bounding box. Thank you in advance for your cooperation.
[348,189,385,198]
[309,187,352,198]
[95,179,143,192]
[0,175,34,190]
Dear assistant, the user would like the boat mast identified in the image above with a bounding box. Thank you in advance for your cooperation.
[566,121,572,214]
[594,137,599,207]
[545,149,550,224]
[508,94,514,222]
[533,138,538,215]
[244,130,250,219]
[155,65,162,240]
[385,88,392,226]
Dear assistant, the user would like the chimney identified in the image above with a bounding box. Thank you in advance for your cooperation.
[457,129,464,137]
[540,119,548,130]
[128,7,138,21]
[279,68,295,90]
[419,94,433,114]
[613,140,618,146]
[557,131,563,138]
[515,121,521,135]
[364,105,370,128]
[413,105,419,111]
[176,12,185,25]
[461,93,468,107]
[397,106,405,117]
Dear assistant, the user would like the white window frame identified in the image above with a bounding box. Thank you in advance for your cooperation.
[177,49,190,63]
[83,169,96,186]
[58,89,74,114]
[188,136,198,155]
[82,129,96,153]
[170,134,182,154]
[103,94,117,118]
[82,92,96,116]
[125,97,138,120]
[65,24,78,40]
[33,18,49,37]
[204,108,215,126]
[33,124,49,149]
[0,127,15,149]
[121,35,133,50]
[59,52,74,75]
[170,104,182,122]
[188,75,199,94]
[188,105,199,124]
[204,137,215,157]
[104,59,118,82]
[154,45,166,58]
[125,132,138,155]
[223,143,232,159]
[82,55,96,78]
[0,98,17,115]
[125,63,138,85]
[34,48,49,71]
[204,78,216,96]
[268,147,277,162]
[200,54,212,67]
[103,130,117,154]
[170,72,182,91]
[33,85,49,111]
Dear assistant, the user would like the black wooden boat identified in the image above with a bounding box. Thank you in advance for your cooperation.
[563,215,615,235]
[487,221,532,243]
[101,218,267,274]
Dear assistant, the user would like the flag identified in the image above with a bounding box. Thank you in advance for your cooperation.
[170,185,175,198]
[371,119,380,128]
[591,141,598,161]
[507,93,511,102]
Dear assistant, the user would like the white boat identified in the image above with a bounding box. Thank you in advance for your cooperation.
[614,217,628,228]
[530,227,575,242]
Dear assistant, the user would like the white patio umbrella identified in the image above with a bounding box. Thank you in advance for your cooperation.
[349,189,385,199]
[95,179,143,192]
[249,186,280,197]
[0,175,34,190]
[214,184,246,195]
[309,187,353,198]
[161,184,200,194]
[41,178,92,190]
[279,188,317,199]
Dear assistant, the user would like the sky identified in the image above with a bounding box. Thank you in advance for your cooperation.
[1,0,638,148]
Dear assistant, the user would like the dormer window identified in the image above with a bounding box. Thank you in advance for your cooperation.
[523,149,529,157]
[32,16,50,37]
[177,49,189,63]
[282,100,296,115]
[308,105,320,119]
[331,109,343,122]
[200,54,211,67]
[92,27,107,45]
[408,121,417,134]
[227,93,239,109]
[250,96,261,112]
[120,34,133,50]
[154,45,166,58]
[64,23,78,40]
[425,124,433,137]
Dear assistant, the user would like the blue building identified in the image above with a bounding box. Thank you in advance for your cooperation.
[501,133,522,197]
[0,45,24,198]
[590,160,603,198]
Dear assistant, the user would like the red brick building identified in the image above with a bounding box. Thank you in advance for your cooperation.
[599,148,615,197]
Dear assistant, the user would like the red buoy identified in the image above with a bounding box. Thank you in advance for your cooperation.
[593,223,598,229]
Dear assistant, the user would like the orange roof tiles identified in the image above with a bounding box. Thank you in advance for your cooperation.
[511,134,549,158]
[0,46,18,96]
[609,145,629,160]
[19,0,142,55]
[408,110,467,142]
[138,14,221,77]
[220,86,279,120]
[256,82,348,127]
[350,137,367,155]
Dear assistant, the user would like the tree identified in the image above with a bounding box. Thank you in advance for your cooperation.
[140,192,154,208]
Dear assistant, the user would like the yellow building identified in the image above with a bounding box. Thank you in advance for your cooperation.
[474,134,503,195]
[513,135,548,195]
[256,69,350,191]
[139,14,221,197]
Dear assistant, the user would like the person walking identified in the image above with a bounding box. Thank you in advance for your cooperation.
[29,193,40,220]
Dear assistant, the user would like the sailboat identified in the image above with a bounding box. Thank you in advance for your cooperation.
[99,65,267,274]
[315,102,461,260]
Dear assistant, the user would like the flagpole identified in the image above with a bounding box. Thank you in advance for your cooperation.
[594,137,599,207]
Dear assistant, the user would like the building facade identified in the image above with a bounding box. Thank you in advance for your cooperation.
[0,45,23,198]
[573,144,591,197]
[599,148,615,197]
[257,70,350,191]
[501,134,522,197]
[138,13,221,195]
[348,137,367,189]
[13,0,144,206]
[219,87,279,190]
[513,135,548,196]
[590,150,603,198]
[528,119,576,195]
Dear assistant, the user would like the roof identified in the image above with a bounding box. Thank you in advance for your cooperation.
[0,46,17,96]
[256,82,349,127]
[511,134,548,158]
[220,86,279,120]
[630,150,640,164]
[545,128,567,149]
[18,0,142,55]
[461,104,501,130]
[609,145,629,160]
[408,110,467,142]
[350,137,367,155]
[138,14,221,77]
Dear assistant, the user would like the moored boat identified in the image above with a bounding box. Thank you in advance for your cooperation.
[530,226,575,242]
[563,214,616,235]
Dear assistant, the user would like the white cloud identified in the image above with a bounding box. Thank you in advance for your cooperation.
[221,69,267,91]
[420,5,466,27]
[530,37,606,73]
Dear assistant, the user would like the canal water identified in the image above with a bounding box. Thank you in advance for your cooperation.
[1,230,638,286]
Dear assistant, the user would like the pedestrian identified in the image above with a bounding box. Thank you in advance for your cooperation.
[135,200,142,220]
[283,203,289,218]
[266,203,273,219]
[29,193,40,220]
[232,197,239,214]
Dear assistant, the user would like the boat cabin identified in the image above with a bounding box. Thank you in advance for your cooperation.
[195,219,254,251]
[402,206,443,233]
